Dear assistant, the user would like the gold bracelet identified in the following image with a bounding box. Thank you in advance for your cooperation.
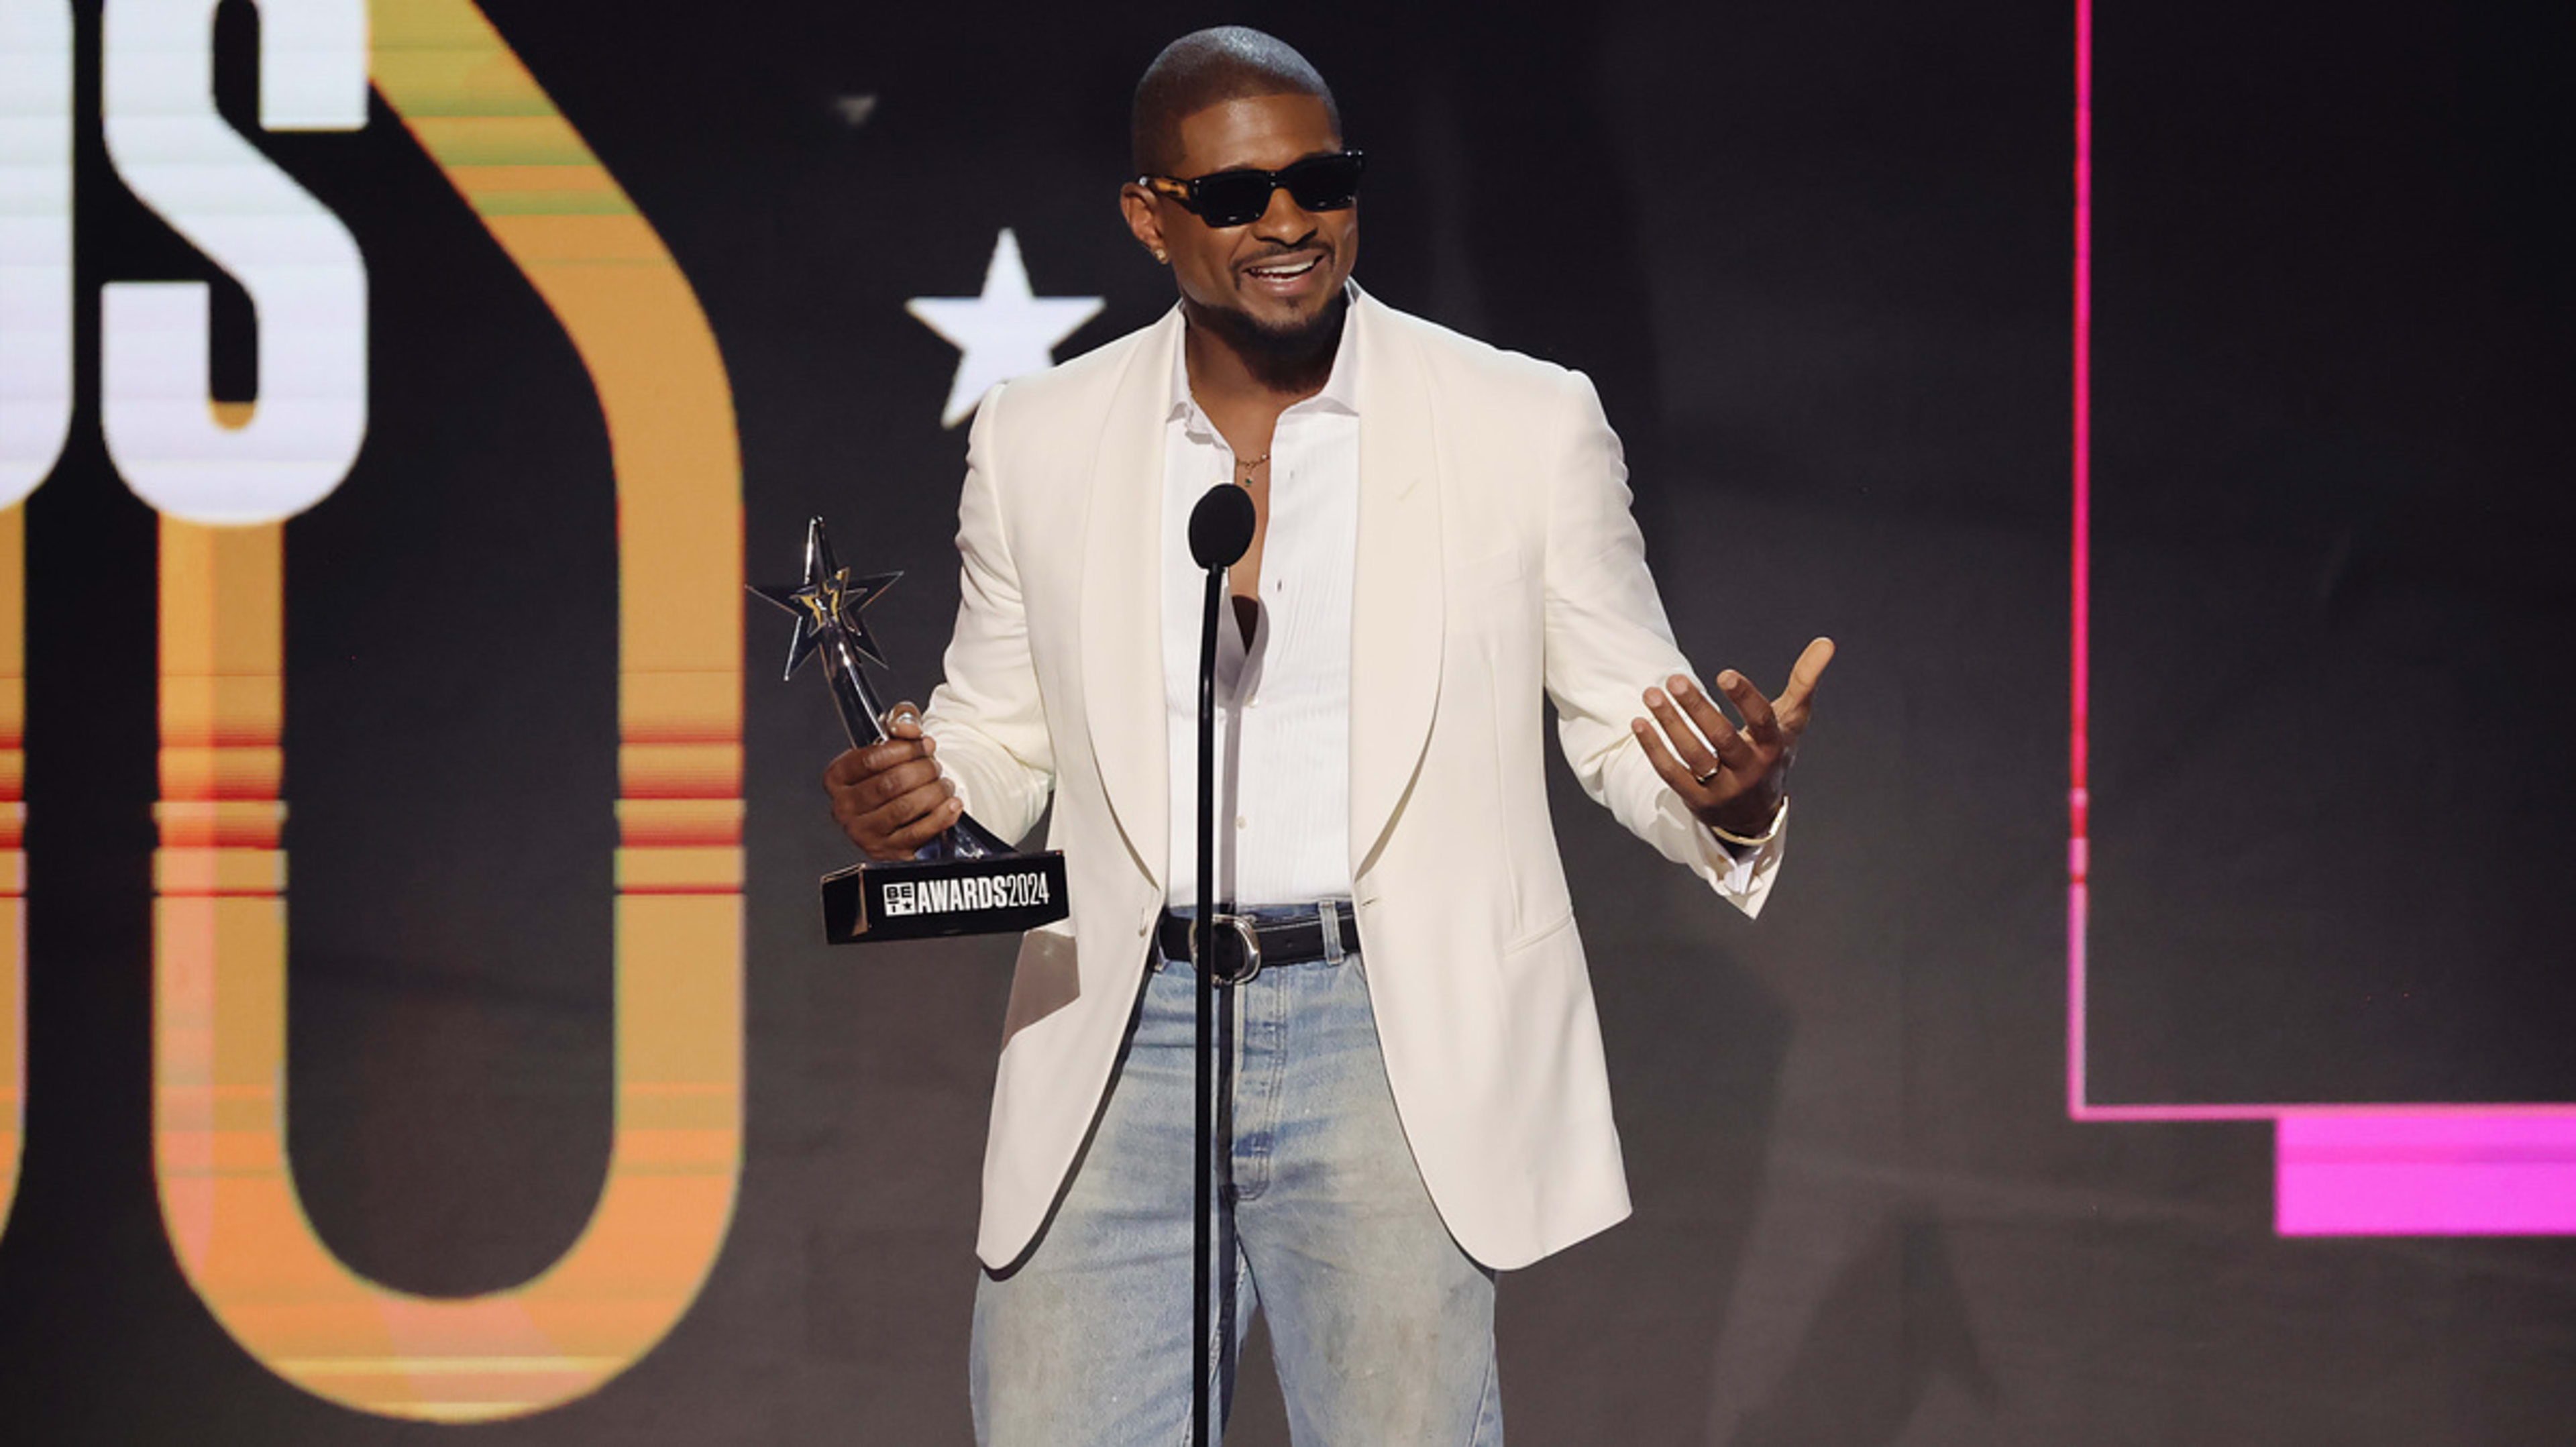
[1709,795,1786,849]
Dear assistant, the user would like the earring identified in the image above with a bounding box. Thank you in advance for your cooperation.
[1151,248,1168,264]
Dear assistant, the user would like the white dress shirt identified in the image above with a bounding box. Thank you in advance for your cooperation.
[1159,310,1362,908]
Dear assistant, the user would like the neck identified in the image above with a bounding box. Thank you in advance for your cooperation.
[1181,291,1346,407]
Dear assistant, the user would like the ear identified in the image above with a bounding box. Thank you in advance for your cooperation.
[1120,182,1169,263]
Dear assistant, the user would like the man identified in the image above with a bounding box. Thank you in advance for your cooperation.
[826,26,1833,1444]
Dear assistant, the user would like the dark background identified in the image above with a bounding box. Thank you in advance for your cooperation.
[4,0,2574,1441]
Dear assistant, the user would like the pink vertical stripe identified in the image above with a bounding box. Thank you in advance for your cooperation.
[2068,0,2094,1118]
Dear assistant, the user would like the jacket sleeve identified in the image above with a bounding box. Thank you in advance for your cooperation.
[922,384,1056,846]
[1540,370,1784,918]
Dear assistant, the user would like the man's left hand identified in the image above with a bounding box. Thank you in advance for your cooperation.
[1630,637,1836,841]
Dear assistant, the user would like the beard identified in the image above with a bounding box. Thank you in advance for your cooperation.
[1193,286,1348,392]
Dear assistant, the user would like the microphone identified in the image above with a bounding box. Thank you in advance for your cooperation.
[1189,482,1256,569]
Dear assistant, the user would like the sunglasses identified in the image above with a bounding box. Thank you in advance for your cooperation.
[1139,150,1366,228]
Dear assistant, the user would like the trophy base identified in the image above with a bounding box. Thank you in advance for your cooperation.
[820,851,1070,943]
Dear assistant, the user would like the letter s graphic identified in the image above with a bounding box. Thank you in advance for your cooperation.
[101,0,367,524]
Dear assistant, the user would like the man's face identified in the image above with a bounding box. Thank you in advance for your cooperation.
[1125,93,1357,343]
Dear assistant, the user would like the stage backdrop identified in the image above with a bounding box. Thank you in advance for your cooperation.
[2,0,2571,1442]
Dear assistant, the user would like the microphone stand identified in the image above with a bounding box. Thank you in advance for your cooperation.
[1185,483,1254,1447]
[1192,553,1224,1447]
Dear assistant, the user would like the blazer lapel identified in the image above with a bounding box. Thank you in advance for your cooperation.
[1079,309,1183,890]
[1347,290,1444,876]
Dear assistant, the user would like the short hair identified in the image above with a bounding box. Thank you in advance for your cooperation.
[1131,26,1340,178]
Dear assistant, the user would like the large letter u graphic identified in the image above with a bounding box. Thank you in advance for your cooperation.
[150,0,743,1422]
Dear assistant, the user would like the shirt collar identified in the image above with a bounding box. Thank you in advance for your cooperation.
[1165,283,1364,427]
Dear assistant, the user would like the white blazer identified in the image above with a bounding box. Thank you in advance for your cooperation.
[922,288,1782,1272]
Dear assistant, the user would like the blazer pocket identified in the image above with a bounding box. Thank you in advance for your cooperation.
[1504,908,1574,956]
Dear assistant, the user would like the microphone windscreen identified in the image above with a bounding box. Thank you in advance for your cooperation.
[1188,483,1258,569]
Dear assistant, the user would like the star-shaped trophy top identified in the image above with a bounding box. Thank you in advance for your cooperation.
[750,517,902,682]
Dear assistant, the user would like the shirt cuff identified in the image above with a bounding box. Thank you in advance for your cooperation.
[1690,796,1787,917]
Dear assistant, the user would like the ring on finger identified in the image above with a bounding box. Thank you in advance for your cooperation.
[1693,766,1721,786]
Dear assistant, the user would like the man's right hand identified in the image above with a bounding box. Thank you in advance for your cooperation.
[824,701,965,861]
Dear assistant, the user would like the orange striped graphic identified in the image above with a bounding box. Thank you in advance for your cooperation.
[151,0,744,1422]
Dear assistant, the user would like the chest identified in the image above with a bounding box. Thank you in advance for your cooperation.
[1158,409,1360,696]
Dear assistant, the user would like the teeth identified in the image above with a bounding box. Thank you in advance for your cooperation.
[1248,256,1319,278]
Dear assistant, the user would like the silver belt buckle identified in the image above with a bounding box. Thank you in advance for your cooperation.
[1192,912,1264,985]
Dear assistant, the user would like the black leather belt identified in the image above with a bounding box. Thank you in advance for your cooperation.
[1155,903,1359,984]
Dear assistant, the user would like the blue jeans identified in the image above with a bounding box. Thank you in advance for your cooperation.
[971,944,1503,1446]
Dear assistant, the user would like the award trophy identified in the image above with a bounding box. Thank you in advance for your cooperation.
[754,517,1069,943]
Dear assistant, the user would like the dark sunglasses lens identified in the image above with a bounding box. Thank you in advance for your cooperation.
[1189,171,1278,227]
[1283,154,1364,211]
[1181,155,1363,225]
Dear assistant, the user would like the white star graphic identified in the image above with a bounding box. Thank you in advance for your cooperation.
[906,229,1105,428]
